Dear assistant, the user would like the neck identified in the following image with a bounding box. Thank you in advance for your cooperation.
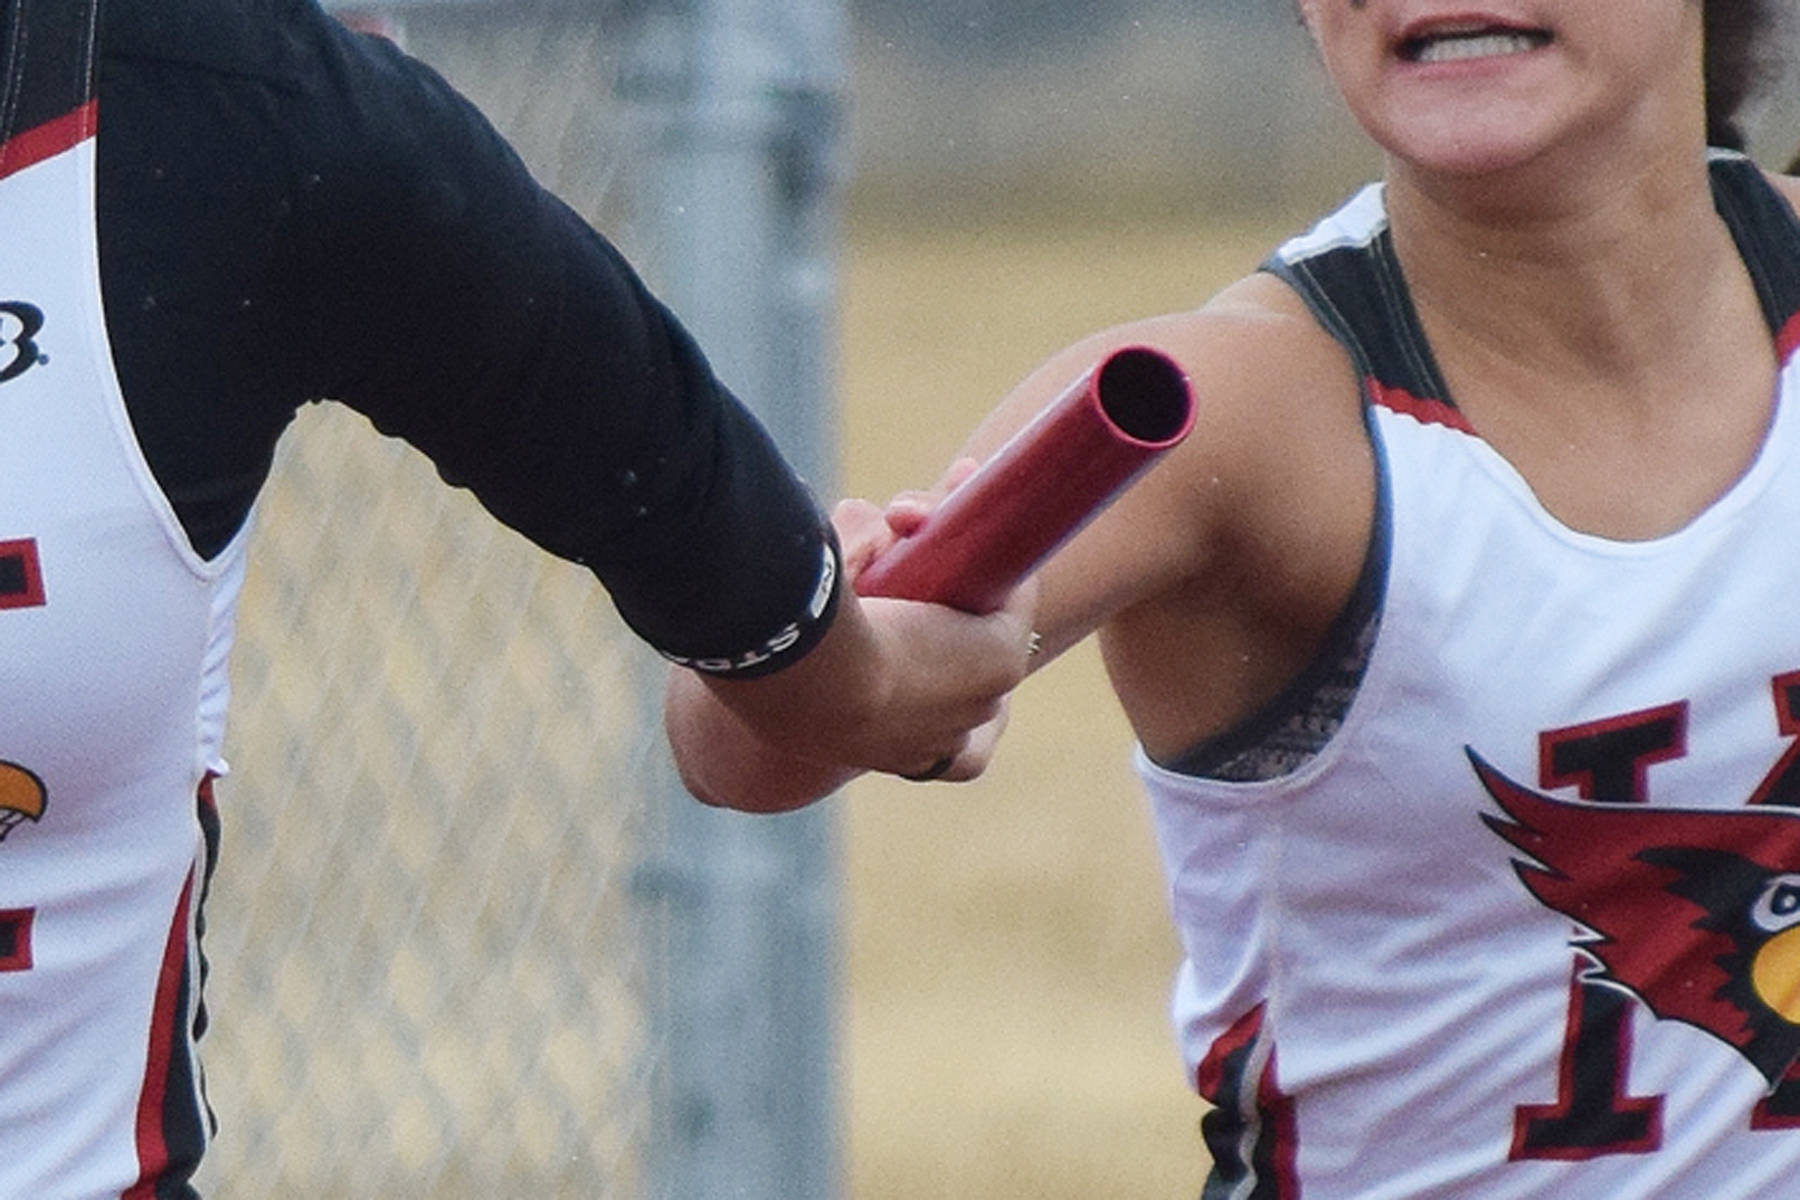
[1379,138,1783,543]
[1383,137,1744,386]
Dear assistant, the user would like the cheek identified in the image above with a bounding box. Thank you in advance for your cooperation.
[1574,0,1704,73]
[1302,0,1382,72]
[1307,27,1381,122]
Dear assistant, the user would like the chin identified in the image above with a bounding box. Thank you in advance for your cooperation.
[1374,108,1573,181]
[1398,142,1550,180]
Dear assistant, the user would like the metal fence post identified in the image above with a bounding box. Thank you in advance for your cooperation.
[616,1,845,1197]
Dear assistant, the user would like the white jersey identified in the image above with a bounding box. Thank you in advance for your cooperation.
[0,3,246,1195]
[1143,156,1800,1197]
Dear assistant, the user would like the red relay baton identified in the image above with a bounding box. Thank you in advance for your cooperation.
[855,346,1195,614]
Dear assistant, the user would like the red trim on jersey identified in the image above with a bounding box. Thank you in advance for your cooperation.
[1779,310,1800,365]
[124,870,196,1200]
[1196,1005,1264,1101]
[1196,1005,1302,1197]
[1367,377,1476,435]
[0,539,47,610]
[0,101,98,183]
[0,908,34,972]
[1260,1049,1303,1199]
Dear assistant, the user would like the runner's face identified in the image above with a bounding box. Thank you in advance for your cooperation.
[1296,0,1705,177]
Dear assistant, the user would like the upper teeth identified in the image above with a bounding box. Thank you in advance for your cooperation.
[1415,31,1544,63]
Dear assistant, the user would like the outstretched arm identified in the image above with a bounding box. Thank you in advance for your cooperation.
[661,327,1203,814]
[665,284,1358,811]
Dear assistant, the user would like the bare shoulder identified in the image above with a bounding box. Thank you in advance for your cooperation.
[1165,271,1375,597]
[984,265,1371,565]
[1132,271,1371,549]
[1170,271,1360,432]
[964,269,1357,468]
[1022,270,1379,756]
[977,266,1372,718]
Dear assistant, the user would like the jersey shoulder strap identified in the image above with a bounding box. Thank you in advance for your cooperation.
[1709,150,1800,351]
[1268,162,1800,401]
[0,0,99,178]
[1259,184,1453,410]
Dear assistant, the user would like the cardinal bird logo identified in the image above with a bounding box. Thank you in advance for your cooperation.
[0,761,45,843]
[1474,749,1800,1085]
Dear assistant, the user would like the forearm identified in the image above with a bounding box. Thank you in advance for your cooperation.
[664,666,861,813]
[664,575,1035,812]
[664,586,893,812]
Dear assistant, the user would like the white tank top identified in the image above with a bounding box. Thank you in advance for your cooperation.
[1143,158,1800,1197]
[0,3,246,1194]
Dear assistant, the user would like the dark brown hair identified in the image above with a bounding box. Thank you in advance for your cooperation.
[1704,0,1786,153]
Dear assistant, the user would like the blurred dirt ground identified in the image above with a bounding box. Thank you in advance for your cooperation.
[835,210,1298,1198]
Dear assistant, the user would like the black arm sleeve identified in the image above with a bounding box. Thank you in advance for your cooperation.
[95,0,839,673]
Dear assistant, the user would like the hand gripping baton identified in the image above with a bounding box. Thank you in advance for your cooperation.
[855,346,1194,613]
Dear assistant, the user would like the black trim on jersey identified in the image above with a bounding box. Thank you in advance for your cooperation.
[1199,1048,1263,1200]
[1198,1023,1295,1200]
[146,949,206,1200]
[1271,158,1800,411]
[1263,223,1452,404]
[136,781,220,1200]
[1162,426,1391,780]
[0,0,98,147]
[1162,159,1800,782]
[1711,153,1800,339]
[179,781,223,1188]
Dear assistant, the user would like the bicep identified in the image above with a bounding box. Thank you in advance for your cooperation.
[956,283,1366,668]
[949,312,1244,662]
[288,33,838,665]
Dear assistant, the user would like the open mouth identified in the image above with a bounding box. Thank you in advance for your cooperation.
[1398,26,1553,65]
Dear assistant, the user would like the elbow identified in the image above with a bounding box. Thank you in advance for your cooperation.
[680,729,848,813]
[673,752,833,815]
[662,669,842,814]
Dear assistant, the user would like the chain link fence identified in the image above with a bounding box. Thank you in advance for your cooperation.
[198,402,662,1198]
[191,4,839,1195]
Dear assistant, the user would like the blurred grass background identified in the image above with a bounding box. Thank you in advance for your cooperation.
[835,213,1298,1197]
[829,26,1371,1192]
